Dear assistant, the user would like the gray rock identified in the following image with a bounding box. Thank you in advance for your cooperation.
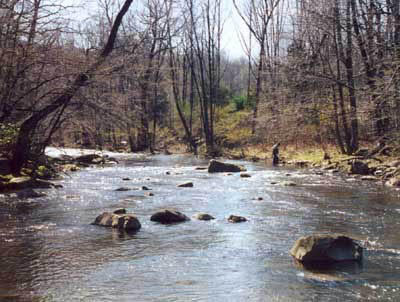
[208,160,246,173]
[228,215,247,223]
[150,209,190,224]
[193,213,215,221]
[350,160,370,175]
[290,235,363,264]
[92,212,141,232]
[177,182,194,188]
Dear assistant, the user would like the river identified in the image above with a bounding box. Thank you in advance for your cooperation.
[1,152,400,301]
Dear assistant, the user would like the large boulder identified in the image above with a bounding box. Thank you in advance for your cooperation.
[208,159,246,173]
[150,209,190,224]
[349,160,370,175]
[290,235,363,264]
[92,212,141,232]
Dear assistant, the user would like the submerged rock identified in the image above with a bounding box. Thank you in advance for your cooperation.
[281,181,297,187]
[208,160,246,173]
[228,215,247,223]
[16,188,47,199]
[240,173,251,178]
[193,213,215,221]
[177,182,194,188]
[150,209,190,224]
[115,187,131,192]
[195,167,208,170]
[92,212,141,232]
[290,235,363,264]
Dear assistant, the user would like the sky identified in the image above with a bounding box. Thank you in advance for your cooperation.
[63,0,248,59]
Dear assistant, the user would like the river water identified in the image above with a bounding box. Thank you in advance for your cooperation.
[1,153,400,301]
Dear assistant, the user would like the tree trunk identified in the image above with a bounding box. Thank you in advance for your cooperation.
[10,0,134,174]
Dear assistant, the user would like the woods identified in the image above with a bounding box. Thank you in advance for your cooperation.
[1,0,400,174]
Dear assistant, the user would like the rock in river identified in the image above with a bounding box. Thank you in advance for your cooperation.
[208,159,246,173]
[240,173,251,178]
[4,177,54,191]
[111,214,141,232]
[290,235,363,264]
[92,212,141,232]
[177,182,194,188]
[193,213,215,221]
[228,215,247,223]
[150,209,190,224]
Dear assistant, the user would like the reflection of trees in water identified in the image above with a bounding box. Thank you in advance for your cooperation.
[0,213,44,299]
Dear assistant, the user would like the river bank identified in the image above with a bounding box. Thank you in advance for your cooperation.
[1,143,400,195]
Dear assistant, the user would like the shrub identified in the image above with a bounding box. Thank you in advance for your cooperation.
[232,95,246,111]
[0,123,18,156]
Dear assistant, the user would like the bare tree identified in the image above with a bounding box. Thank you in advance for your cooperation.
[10,0,135,174]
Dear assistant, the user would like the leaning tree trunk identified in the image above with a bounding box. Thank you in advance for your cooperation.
[10,0,134,174]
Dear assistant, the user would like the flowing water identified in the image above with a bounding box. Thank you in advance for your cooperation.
[1,152,400,301]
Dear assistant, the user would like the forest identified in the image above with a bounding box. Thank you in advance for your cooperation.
[1,0,400,173]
